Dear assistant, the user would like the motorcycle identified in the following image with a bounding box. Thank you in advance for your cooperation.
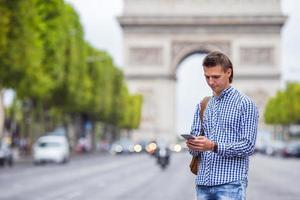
[156,147,170,169]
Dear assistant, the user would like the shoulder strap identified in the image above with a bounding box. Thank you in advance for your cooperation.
[200,96,210,135]
[200,96,210,122]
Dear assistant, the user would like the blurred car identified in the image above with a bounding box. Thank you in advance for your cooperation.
[110,138,135,155]
[33,135,70,165]
[265,140,287,157]
[0,140,13,167]
[255,130,272,154]
[50,127,67,137]
[283,141,300,157]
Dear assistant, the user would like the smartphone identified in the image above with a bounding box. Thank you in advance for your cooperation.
[180,134,195,140]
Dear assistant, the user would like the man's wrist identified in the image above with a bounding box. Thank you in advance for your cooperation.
[213,141,218,153]
[209,141,215,151]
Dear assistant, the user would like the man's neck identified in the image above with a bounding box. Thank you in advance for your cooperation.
[214,85,231,97]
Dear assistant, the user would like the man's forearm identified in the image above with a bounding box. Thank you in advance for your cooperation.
[213,139,255,157]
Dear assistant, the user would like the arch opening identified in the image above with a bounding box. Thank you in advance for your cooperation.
[175,53,211,135]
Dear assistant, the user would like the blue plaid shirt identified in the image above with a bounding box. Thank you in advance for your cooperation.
[190,86,259,186]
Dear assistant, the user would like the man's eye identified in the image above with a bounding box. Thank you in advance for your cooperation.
[205,76,220,79]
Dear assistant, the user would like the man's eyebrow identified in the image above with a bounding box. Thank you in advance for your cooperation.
[205,75,221,78]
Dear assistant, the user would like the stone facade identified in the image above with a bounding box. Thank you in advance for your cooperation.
[118,0,286,142]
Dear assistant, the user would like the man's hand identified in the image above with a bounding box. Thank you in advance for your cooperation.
[186,136,215,152]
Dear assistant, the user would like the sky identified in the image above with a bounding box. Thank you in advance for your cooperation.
[65,0,300,134]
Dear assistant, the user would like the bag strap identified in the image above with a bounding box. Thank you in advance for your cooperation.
[200,96,211,135]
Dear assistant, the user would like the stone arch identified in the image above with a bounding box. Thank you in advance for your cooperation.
[119,0,286,142]
[172,45,211,69]
[171,41,231,75]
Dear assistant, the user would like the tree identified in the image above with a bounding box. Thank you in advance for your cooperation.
[264,91,290,125]
[0,0,11,135]
[286,83,300,124]
[118,90,143,132]
[264,82,300,139]
[0,0,144,150]
[2,0,52,100]
[36,0,67,101]
[50,4,92,114]
[130,94,143,129]
[85,45,115,121]
[0,0,54,139]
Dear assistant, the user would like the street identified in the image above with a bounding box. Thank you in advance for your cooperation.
[0,152,300,200]
[248,154,300,200]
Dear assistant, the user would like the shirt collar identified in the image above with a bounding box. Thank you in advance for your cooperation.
[213,86,233,100]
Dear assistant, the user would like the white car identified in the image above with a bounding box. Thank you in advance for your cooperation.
[33,135,70,165]
[0,140,13,167]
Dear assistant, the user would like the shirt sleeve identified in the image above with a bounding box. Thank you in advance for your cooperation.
[189,103,202,156]
[216,98,259,158]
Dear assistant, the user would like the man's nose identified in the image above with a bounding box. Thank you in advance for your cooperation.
[207,77,214,84]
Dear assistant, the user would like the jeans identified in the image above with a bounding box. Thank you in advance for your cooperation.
[196,180,247,200]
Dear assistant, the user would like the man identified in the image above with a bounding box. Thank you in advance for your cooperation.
[186,51,259,200]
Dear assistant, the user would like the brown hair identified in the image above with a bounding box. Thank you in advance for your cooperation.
[202,51,233,83]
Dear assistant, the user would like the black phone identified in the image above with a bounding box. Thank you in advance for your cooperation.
[180,134,195,140]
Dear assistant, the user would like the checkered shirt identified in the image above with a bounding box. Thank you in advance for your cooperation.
[190,86,259,186]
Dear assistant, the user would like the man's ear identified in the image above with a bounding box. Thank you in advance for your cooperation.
[226,68,232,77]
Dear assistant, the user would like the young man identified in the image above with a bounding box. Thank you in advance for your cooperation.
[186,51,259,200]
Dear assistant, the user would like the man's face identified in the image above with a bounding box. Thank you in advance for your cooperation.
[203,65,231,96]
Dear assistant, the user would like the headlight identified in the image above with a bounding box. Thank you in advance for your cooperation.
[134,144,142,153]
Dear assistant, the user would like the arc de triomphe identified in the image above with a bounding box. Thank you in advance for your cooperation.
[118,0,286,142]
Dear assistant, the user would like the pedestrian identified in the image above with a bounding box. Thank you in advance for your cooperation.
[186,51,259,200]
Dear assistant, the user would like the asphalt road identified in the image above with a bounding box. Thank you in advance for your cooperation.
[0,152,300,200]
[248,154,300,200]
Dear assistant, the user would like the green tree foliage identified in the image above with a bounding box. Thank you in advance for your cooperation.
[264,97,277,124]
[0,0,143,145]
[85,45,114,121]
[122,94,143,130]
[36,0,67,100]
[286,83,300,123]
[264,82,300,125]
[130,95,143,129]
[118,89,143,130]
[0,1,11,84]
[109,68,125,125]
[117,84,130,128]
[53,4,92,113]
[1,0,53,100]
